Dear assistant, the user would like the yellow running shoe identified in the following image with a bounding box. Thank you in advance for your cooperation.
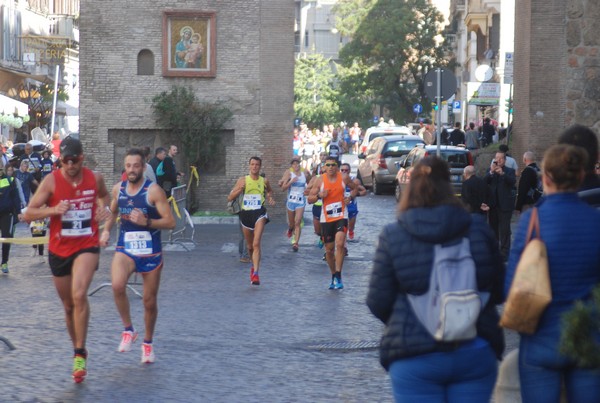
[72,354,87,383]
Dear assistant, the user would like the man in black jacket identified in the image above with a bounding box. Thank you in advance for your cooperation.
[485,151,516,260]
[461,165,490,215]
[515,151,541,213]
[0,168,23,274]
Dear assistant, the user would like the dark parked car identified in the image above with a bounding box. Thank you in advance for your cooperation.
[357,134,423,195]
[395,145,474,200]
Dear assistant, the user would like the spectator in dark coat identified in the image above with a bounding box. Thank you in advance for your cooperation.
[481,117,495,147]
[485,151,516,260]
[515,151,541,212]
[367,156,505,402]
[461,165,490,215]
[449,121,466,146]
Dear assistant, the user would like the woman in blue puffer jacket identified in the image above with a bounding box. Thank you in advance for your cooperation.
[367,156,505,402]
[506,144,600,403]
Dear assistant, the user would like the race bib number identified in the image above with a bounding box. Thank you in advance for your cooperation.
[243,194,262,210]
[288,188,304,204]
[61,209,92,236]
[325,201,343,218]
[124,231,153,256]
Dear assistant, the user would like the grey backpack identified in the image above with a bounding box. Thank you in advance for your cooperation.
[408,238,489,341]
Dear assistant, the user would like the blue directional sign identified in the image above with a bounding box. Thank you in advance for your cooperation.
[413,104,423,114]
[373,116,379,123]
[453,101,461,110]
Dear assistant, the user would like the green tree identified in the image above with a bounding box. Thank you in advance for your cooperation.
[151,86,232,211]
[334,0,450,122]
[336,60,376,129]
[294,54,340,127]
[151,86,232,170]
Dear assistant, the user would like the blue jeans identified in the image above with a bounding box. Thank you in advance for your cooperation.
[389,339,497,403]
[519,337,600,403]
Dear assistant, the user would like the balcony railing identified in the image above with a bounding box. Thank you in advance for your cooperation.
[48,15,78,42]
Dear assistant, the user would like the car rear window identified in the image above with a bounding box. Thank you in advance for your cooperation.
[383,140,423,157]
[438,151,470,168]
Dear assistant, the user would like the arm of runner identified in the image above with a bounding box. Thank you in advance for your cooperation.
[280,171,297,190]
[264,179,275,206]
[354,178,367,196]
[227,177,245,202]
[278,170,290,188]
[307,176,323,204]
[99,183,121,247]
[23,174,68,221]
[144,183,176,230]
[343,174,357,190]
[94,172,112,222]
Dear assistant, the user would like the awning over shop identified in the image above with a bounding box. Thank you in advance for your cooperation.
[0,94,28,117]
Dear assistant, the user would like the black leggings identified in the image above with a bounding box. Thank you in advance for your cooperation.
[0,213,16,264]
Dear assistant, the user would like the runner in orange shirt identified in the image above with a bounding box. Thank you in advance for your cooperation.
[307,156,356,289]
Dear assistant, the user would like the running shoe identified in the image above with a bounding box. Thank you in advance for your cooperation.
[344,247,349,257]
[348,230,355,240]
[334,273,344,290]
[72,354,87,383]
[1,263,8,274]
[141,343,155,364]
[316,238,324,249]
[118,330,138,352]
[239,256,252,263]
[250,267,260,285]
[286,228,293,238]
[328,275,335,290]
[322,253,326,261]
[292,243,299,252]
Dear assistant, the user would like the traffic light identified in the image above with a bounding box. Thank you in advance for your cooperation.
[505,98,513,114]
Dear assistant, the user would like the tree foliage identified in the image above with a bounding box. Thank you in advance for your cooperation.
[151,86,232,170]
[560,285,600,368]
[334,0,450,123]
[294,54,340,128]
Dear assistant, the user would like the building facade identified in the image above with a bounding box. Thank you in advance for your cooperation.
[0,0,79,141]
[512,0,600,162]
[80,0,295,212]
[447,0,514,128]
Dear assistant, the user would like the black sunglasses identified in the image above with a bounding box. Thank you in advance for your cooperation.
[324,163,337,167]
[62,156,82,164]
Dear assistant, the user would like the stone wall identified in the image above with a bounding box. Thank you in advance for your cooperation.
[79,0,294,216]
[512,0,599,169]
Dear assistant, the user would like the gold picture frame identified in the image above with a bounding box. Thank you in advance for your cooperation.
[162,10,216,77]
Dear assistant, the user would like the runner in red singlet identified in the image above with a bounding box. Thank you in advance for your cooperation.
[24,137,111,383]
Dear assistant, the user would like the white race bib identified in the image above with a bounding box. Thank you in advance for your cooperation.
[243,194,262,210]
[61,209,93,236]
[288,187,304,203]
[325,201,343,218]
[124,231,153,256]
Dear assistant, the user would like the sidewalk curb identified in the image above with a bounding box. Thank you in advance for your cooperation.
[191,216,238,225]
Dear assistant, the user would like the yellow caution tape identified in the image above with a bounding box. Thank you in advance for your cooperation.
[188,166,200,190]
[168,196,181,219]
[0,236,49,245]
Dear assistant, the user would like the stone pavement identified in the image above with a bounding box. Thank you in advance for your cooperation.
[0,194,399,403]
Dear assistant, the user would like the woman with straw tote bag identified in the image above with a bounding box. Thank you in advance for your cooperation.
[503,144,600,403]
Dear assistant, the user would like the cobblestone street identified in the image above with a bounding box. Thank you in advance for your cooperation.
[0,193,399,403]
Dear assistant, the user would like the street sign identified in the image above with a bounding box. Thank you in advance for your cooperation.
[453,100,461,110]
[423,68,457,102]
[413,103,423,114]
[504,52,514,85]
